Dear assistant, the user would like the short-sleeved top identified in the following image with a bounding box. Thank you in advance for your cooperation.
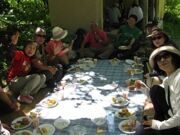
[84,30,109,49]
[46,40,65,57]
[7,51,31,81]
[115,25,142,47]
[34,44,47,64]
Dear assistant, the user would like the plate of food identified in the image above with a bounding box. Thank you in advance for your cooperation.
[118,46,130,50]
[132,63,144,68]
[109,58,120,65]
[115,108,135,119]
[11,116,32,130]
[40,98,58,108]
[118,119,140,134]
[134,69,143,74]
[14,130,33,135]
[125,59,135,65]
[111,96,129,107]
[54,118,70,130]
[33,124,55,135]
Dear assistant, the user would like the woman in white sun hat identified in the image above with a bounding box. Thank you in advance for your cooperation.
[135,46,180,135]
[46,26,73,69]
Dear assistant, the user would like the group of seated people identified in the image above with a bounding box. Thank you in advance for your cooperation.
[0,13,180,135]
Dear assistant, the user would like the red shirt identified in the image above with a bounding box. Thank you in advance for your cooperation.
[46,40,65,57]
[84,30,109,48]
[7,51,31,81]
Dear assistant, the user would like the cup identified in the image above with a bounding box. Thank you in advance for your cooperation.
[32,114,39,128]
[134,56,138,63]
[137,57,142,64]
[122,87,129,99]
[129,116,137,130]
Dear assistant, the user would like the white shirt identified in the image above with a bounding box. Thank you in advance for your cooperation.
[152,68,180,130]
[0,121,10,135]
[128,6,143,22]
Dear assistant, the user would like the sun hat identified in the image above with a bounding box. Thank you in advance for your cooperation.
[149,45,180,68]
[52,26,68,41]
[147,28,168,38]
[35,27,46,35]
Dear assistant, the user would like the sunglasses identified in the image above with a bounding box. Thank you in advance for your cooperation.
[156,52,171,62]
[36,34,46,38]
[152,36,162,41]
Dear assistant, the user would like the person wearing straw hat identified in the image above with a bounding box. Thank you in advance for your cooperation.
[46,26,72,68]
[144,28,178,87]
[135,46,180,135]
[80,22,114,59]
[147,28,178,50]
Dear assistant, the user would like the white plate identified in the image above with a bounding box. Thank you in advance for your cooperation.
[14,130,33,135]
[118,120,140,134]
[132,63,144,68]
[109,58,120,65]
[11,116,32,130]
[125,59,135,65]
[134,69,143,74]
[111,96,129,107]
[33,124,55,135]
[92,117,106,126]
[40,98,58,108]
[54,118,70,130]
[118,46,129,50]
[115,108,135,119]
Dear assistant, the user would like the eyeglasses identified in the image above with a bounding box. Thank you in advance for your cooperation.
[156,52,170,62]
[36,34,46,38]
[152,36,162,41]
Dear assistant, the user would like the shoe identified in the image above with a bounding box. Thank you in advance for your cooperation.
[17,95,33,104]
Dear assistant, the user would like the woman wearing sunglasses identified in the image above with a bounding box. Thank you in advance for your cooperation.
[147,28,177,49]
[135,46,180,135]
[145,28,178,87]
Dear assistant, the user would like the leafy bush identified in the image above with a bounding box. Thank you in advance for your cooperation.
[0,0,51,86]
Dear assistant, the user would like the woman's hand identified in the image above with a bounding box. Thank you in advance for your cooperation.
[143,120,152,127]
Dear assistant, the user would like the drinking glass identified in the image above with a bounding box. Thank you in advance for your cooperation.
[127,68,135,78]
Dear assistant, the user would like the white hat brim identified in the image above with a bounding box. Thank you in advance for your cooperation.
[149,45,180,68]
[52,30,68,41]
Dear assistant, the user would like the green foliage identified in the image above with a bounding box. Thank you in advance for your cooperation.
[164,0,180,22]
[0,0,51,45]
[164,0,180,48]
[0,0,51,86]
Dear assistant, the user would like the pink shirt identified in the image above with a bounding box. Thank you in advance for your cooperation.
[84,30,109,48]
[46,40,65,57]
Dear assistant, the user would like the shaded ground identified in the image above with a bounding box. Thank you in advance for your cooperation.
[0,87,51,125]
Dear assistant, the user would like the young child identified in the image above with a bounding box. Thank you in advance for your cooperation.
[7,40,46,104]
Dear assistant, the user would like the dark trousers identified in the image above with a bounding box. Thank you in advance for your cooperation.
[135,85,180,135]
[31,64,63,88]
[0,100,13,116]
